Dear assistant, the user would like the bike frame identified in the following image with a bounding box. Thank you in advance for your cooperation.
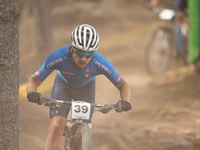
[42,98,116,150]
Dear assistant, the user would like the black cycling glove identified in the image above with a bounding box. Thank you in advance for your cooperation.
[116,100,131,113]
[27,92,43,105]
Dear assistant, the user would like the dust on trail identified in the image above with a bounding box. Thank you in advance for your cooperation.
[19,1,200,150]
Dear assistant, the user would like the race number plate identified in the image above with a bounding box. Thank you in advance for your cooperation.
[71,101,91,120]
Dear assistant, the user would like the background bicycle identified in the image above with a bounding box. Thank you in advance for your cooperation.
[42,97,117,150]
[144,7,189,76]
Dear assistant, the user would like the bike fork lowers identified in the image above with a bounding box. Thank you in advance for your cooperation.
[65,121,72,150]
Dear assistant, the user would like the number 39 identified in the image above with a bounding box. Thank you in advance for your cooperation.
[74,105,88,113]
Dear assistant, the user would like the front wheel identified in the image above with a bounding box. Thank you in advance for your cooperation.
[72,123,92,150]
[145,25,173,76]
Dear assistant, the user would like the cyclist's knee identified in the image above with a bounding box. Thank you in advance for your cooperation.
[49,123,63,137]
[48,116,66,137]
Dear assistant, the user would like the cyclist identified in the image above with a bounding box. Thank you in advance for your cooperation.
[26,24,131,150]
[149,0,188,24]
[149,0,188,54]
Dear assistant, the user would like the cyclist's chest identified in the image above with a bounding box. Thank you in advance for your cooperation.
[59,60,97,80]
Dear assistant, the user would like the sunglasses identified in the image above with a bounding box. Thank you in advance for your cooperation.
[72,46,95,58]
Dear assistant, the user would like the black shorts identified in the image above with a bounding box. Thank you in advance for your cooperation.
[50,74,95,123]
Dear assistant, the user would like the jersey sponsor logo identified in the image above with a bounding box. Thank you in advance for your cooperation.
[46,56,67,68]
[93,59,112,74]
[61,71,76,76]
[116,76,122,82]
[35,71,40,76]
[85,69,90,73]
[84,74,91,77]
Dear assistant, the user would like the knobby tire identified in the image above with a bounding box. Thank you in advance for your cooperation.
[72,124,92,150]
[145,25,173,76]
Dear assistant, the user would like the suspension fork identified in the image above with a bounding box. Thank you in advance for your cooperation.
[65,121,72,150]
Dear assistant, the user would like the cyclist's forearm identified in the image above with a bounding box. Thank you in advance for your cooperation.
[116,80,131,102]
[26,75,42,93]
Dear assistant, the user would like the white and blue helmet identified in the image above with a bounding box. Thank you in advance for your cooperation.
[70,24,100,52]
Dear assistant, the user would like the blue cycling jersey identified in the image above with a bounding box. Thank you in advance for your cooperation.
[34,46,124,89]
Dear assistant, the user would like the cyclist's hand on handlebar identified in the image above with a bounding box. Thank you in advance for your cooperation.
[27,92,43,105]
[115,100,131,113]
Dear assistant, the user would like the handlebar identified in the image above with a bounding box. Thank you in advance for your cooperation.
[42,97,117,113]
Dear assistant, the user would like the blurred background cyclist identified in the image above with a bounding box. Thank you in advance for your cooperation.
[149,0,188,54]
[149,0,188,24]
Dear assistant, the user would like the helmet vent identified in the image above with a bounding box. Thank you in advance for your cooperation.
[70,24,100,51]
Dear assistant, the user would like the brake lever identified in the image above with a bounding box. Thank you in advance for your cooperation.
[99,104,117,114]
[106,104,117,110]
[100,107,110,114]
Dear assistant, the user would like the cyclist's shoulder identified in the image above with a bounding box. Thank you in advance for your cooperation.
[93,52,109,62]
[54,45,70,55]
[43,45,70,66]
[92,52,115,70]
[46,46,70,59]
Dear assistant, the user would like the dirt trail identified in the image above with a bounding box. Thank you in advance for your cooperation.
[19,1,200,150]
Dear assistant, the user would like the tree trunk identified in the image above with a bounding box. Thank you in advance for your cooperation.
[0,0,20,149]
[34,0,53,57]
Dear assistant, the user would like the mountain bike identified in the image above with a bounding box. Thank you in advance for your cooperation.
[145,7,188,76]
[42,97,117,150]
